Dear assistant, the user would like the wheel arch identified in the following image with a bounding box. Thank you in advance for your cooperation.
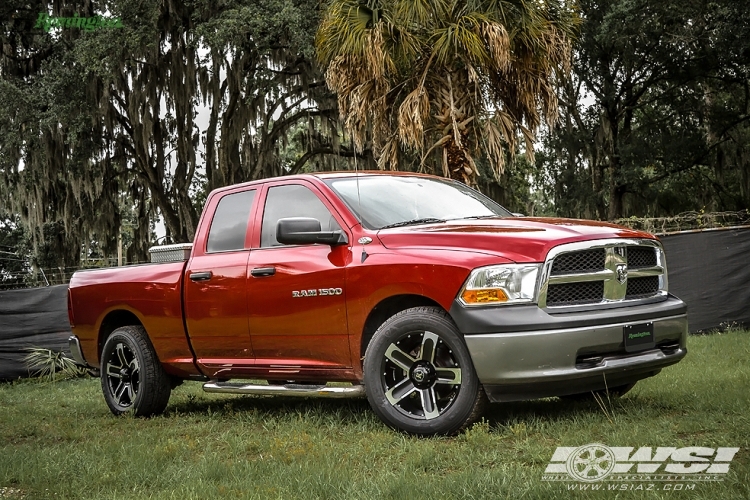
[359,294,445,361]
[98,310,144,359]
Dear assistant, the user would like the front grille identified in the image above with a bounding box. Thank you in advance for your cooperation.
[627,247,656,268]
[626,276,659,299]
[546,281,604,306]
[540,240,666,309]
[551,249,606,275]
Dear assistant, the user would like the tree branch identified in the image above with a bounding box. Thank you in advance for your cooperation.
[288,146,370,175]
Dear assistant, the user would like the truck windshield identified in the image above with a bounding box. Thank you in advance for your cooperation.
[325,175,512,230]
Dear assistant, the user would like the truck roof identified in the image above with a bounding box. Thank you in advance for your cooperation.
[207,170,440,196]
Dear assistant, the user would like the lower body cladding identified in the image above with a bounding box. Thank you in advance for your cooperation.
[455,296,688,403]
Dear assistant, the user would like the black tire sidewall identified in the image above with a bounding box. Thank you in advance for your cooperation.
[100,326,169,416]
[363,307,481,435]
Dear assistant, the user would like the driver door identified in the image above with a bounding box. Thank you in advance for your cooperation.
[246,181,352,374]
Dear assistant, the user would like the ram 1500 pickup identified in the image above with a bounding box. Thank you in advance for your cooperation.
[68,172,688,435]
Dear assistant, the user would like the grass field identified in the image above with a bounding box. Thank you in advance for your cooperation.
[1,330,749,500]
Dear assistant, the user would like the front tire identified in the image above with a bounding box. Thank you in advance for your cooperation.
[100,325,171,417]
[363,307,485,435]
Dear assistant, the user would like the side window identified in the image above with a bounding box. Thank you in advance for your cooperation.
[261,184,342,248]
[206,190,256,253]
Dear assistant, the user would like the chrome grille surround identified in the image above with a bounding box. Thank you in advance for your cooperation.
[537,239,668,310]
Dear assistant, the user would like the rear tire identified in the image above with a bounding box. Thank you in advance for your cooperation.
[363,306,486,436]
[100,325,171,417]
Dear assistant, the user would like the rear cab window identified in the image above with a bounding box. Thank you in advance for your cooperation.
[206,190,257,253]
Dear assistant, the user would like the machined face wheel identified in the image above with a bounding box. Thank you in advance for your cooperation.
[381,331,462,420]
[100,325,172,417]
[104,342,140,409]
[363,306,485,435]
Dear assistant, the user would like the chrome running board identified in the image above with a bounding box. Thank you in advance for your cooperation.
[202,381,366,399]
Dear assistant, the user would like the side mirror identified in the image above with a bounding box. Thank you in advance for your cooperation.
[276,217,348,246]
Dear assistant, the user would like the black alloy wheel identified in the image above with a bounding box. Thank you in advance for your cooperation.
[100,325,172,417]
[380,330,462,420]
[364,307,486,435]
[104,340,140,408]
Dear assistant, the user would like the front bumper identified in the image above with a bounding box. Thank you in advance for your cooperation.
[453,296,688,402]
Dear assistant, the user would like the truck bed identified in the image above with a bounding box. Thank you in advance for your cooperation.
[68,261,201,378]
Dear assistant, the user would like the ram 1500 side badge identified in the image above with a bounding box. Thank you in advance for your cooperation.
[292,288,343,298]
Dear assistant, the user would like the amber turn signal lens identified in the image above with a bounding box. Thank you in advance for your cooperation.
[461,288,509,304]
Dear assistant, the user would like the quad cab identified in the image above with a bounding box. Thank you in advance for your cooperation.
[68,172,687,435]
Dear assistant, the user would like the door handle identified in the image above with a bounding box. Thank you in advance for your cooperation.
[189,271,213,282]
[251,267,276,277]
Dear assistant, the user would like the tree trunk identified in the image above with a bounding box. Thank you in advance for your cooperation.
[445,135,475,186]
[438,71,476,186]
[605,105,622,220]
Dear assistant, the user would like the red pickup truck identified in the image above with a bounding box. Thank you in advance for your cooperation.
[68,172,687,435]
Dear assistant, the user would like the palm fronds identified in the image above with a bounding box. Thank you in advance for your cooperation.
[316,0,580,184]
[23,347,87,381]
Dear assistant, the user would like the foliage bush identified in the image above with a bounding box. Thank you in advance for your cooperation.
[22,347,87,381]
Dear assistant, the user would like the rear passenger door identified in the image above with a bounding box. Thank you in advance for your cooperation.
[184,188,258,377]
[246,181,352,372]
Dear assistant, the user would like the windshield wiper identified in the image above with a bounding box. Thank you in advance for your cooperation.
[378,218,446,229]
[458,214,504,220]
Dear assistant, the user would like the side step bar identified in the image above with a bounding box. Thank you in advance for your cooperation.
[203,381,366,399]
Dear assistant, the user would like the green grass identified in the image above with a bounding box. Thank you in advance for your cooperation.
[1,331,749,500]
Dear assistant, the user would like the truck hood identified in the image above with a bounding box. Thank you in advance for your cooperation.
[376,217,655,263]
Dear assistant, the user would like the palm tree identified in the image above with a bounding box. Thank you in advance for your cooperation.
[316,0,578,185]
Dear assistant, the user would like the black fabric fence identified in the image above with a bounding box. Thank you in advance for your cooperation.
[0,228,748,380]
[661,227,750,333]
[0,285,71,381]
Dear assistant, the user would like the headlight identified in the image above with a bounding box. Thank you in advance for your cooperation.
[459,264,541,306]
[658,246,669,293]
